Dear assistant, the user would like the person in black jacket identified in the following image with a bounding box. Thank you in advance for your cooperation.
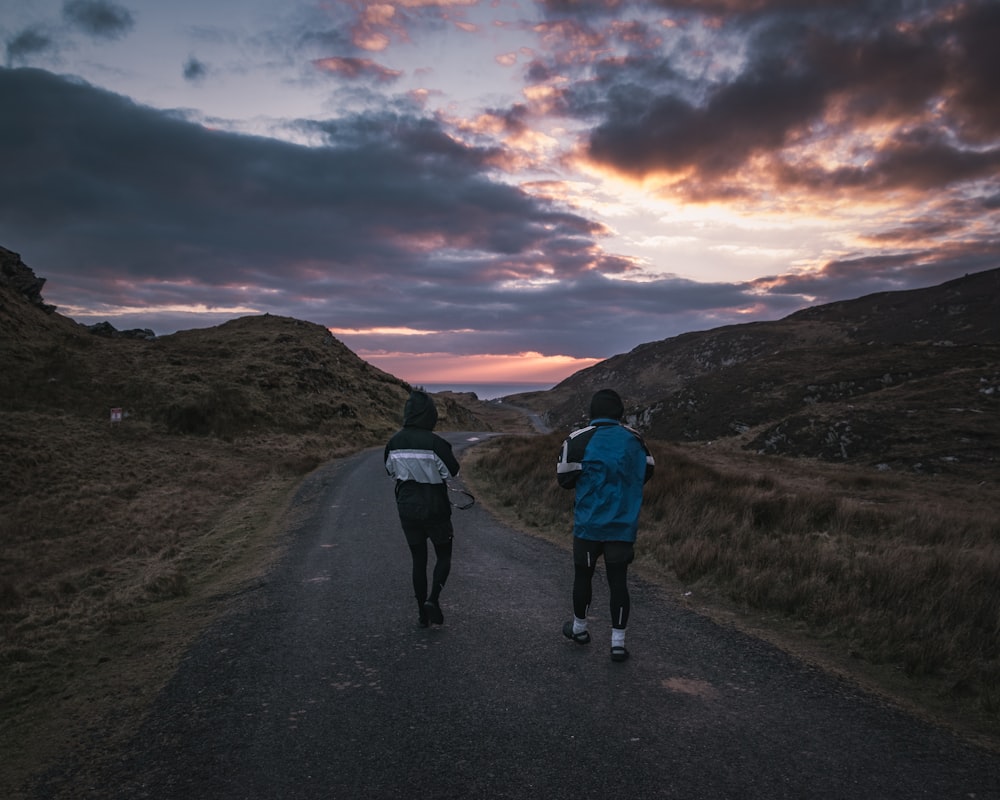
[384,390,461,627]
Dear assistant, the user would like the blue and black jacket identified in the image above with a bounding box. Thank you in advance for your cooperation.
[556,418,654,542]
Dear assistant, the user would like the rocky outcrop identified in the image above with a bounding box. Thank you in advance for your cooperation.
[0,245,56,313]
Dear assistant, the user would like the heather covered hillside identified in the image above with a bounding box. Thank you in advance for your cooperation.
[511,268,1000,475]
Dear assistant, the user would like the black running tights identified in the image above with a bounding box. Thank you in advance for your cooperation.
[573,560,630,629]
[403,531,452,606]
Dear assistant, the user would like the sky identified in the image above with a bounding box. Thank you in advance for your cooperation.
[1,0,998,385]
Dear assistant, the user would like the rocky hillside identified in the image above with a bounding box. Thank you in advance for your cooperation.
[0,245,483,437]
[511,268,1000,475]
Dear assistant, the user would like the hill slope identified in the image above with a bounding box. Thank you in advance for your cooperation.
[513,268,1000,474]
[1,245,485,435]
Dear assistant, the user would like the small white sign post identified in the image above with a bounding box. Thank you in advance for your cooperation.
[110,407,123,424]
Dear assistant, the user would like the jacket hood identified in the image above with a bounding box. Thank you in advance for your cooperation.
[403,390,438,430]
[589,388,624,421]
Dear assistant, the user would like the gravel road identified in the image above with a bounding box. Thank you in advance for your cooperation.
[40,433,1000,799]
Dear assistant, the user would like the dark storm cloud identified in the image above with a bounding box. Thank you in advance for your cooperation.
[587,55,827,181]
[4,27,56,67]
[940,0,1000,143]
[555,0,1000,201]
[0,67,661,357]
[183,57,208,83]
[775,128,1000,194]
[541,0,880,19]
[62,0,134,40]
[860,220,966,246]
[331,270,796,359]
[648,0,874,14]
[752,242,1000,304]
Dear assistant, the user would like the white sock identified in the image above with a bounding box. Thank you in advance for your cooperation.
[573,616,588,635]
[612,628,626,648]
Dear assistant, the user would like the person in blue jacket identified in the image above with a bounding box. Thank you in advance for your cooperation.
[557,389,654,661]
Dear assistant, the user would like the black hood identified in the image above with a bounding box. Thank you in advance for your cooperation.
[403,390,438,430]
[589,388,624,421]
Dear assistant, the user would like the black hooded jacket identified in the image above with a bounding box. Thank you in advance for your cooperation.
[384,391,460,521]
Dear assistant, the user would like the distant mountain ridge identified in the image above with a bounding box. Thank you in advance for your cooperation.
[515,268,1000,474]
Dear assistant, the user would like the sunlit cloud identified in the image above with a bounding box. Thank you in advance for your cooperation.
[313,56,403,83]
[329,326,461,336]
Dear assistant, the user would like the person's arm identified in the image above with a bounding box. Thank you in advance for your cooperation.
[434,436,460,478]
[557,431,586,489]
[384,442,395,478]
[631,430,655,484]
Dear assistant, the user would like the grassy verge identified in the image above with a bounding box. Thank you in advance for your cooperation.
[461,431,1000,748]
[0,414,357,798]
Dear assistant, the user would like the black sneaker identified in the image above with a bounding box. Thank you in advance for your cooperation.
[610,646,630,662]
[418,611,429,628]
[423,600,444,625]
[562,620,591,645]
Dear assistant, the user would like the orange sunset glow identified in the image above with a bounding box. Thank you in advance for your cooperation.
[363,351,600,384]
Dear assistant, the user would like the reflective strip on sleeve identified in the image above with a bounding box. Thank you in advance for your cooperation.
[387,449,450,484]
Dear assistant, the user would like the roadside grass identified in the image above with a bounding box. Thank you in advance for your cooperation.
[0,412,357,797]
[463,431,1000,743]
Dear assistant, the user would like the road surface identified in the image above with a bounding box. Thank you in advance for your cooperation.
[33,433,1000,799]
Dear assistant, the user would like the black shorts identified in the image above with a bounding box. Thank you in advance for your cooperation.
[402,518,454,547]
[573,537,634,566]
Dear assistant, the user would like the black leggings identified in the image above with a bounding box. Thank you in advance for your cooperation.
[573,539,633,629]
[402,520,453,606]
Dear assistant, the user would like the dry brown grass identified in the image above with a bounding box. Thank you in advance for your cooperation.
[0,410,365,797]
[462,431,1000,747]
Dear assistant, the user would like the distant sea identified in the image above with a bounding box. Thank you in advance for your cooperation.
[419,382,554,401]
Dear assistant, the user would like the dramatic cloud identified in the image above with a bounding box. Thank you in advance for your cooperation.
[313,56,403,83]
[183,57,208,83]
[571,1,1000,205]
[0,0,997,383]
[0,69,652,359]
[4,28,56,66]
[62,0,134,40]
